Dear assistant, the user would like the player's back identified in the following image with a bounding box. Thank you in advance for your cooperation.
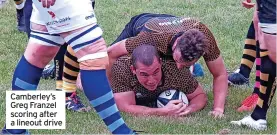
[131,13,176,35]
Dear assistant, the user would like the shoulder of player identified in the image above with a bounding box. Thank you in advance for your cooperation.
[194,20,214,36]
[112,56,132,77]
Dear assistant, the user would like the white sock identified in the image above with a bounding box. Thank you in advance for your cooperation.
[15,0,25,10]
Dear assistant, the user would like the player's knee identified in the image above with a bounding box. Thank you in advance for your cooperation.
[24,44,60,68]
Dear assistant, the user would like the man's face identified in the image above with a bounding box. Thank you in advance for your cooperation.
[172,48,199,69]
[131,57,162,91]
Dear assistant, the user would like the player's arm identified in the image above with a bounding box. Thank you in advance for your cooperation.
[114,91,171,116]
[179,83,207,116]
[206,56,228,117]
[201,23,228,117]
[108,39,128,65]
[106,40,128,80]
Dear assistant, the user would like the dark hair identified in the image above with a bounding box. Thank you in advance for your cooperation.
[131,44,161,68]
[176,29,207,62]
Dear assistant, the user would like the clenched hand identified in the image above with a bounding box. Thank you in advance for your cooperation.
[38,0,56,8]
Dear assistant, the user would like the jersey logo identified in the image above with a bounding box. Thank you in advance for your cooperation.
[47,11,56,19]
[165,91,171,96]
[158,18,190,26]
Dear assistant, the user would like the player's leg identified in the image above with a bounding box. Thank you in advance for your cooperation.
[1,23,64,134]
[250,49,275,118]
[231,5,276,129]
[53,44,68,89]
[14,0,26,32]
[60,24,135,134]
[23,0,32,37]
[41,0,96,81]
[62,45,89,112]
[228,21,256,85]
[249,21,276,119]
[92,0,95,9]
[248,1,277,124]
[111,13,175,45]
[63,45,80,95]
[237,41,261,112]
[231,47,276,130]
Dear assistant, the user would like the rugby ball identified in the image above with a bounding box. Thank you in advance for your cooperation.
[157,89,189,108]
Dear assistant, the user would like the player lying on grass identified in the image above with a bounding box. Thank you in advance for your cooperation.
[110,45,207,116]
[107,13,228,118]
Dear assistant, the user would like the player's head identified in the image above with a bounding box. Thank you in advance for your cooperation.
[131,44,162,91]
[173,29,207,69]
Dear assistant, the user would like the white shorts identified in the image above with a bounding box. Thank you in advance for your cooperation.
[259,23,277,34]
[30,0,97,34]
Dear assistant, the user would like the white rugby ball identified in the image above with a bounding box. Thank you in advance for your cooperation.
[157,89,189,108]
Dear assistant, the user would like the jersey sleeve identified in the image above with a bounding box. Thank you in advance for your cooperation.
[110,57,133,93]
[198,22,221,62]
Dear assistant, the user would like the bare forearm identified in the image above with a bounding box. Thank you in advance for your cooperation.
[184,93,207,115]
[122,105,167,116]
[212,74,228,112]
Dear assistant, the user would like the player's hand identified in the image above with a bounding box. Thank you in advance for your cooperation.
[38,0,56,8]
[208,108,224,118]
[176,103,188,114]
[164,100,184,116]
[178,104,195,116]
[242,0,255,9]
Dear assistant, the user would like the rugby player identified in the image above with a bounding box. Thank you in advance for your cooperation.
[1,0,135,134]
[111,45,207,116]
